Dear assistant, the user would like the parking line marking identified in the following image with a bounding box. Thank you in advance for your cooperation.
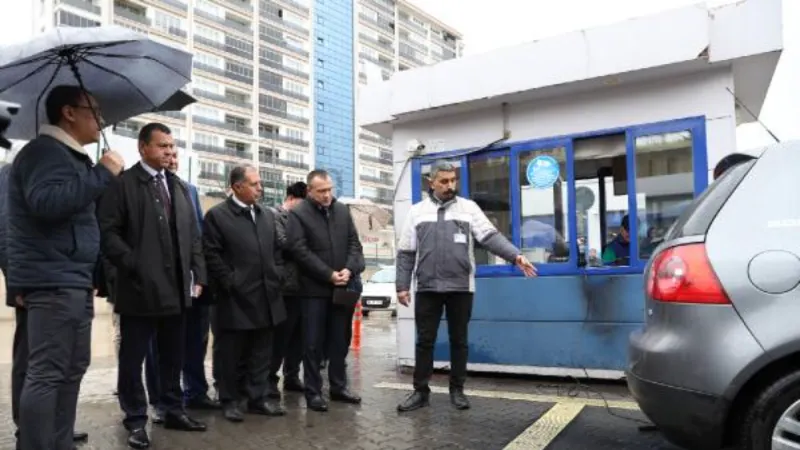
[503,403,585,450]
[375,382,640,410]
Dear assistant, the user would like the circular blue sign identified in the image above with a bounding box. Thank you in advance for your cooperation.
[526,155,560,189]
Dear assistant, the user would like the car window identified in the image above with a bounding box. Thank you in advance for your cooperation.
[369,268,396,283]
[665,159,756,240]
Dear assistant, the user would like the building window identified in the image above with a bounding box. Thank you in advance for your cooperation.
[195,51,223,68]
[317,80,324,89]
[195,24,222,42]
[56,11,100,27]
[317,102,324,111]
[154,11,184,35]
[317,37,324,45]
[317,59,324,67]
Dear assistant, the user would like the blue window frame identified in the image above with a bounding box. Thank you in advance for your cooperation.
[410,116,708,277]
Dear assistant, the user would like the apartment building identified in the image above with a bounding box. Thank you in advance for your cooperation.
[32,0,462,205]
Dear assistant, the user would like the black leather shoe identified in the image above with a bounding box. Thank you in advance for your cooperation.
[248,401,286,416]
[151,408,164,425]
[450,389,471,410]
[73,431,88,442]
[265,381,281,399]
[127,428,150,449]
[163,413,207,432]
[307,396,329,412]
[185,395,221,410]
[223,404,244,423]
[330,390,362,404]
[397,391,430,412]
[284,378,304,392]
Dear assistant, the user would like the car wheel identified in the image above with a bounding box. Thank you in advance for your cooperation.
[737,370,800,450]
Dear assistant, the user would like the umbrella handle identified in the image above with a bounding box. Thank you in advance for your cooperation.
[67,59,110,153]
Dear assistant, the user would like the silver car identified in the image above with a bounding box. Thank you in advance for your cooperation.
[628,141,800,450]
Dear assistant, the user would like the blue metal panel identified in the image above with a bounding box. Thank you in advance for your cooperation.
[313,0,355,197]
[432,275,646,370]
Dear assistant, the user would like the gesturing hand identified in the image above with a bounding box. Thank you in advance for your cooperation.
[397,291,410,307]
[515,255,538,277]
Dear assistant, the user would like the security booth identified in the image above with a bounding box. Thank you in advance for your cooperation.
[357,0,782,378]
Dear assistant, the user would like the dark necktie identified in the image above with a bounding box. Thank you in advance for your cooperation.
[155,174,171,218]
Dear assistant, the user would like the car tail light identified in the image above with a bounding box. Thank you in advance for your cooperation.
[646,243,730,304]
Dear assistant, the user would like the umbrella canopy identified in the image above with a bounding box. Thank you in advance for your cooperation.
[153,90,196,113]
[0,25,192,140]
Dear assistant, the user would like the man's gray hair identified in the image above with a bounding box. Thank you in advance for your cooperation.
[428,159,458,179]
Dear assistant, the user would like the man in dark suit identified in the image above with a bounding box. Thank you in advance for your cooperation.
[145,150,218,424]
[98,122,207,449]
[287,170,365,412]
[7,86,124,450]
[266,181,307,399]
[203,165,287,422]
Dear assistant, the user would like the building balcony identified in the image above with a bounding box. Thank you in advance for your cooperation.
[359,53,394,71]
[159,26,188,39]
[151,0,188,12]
[360,174,393,186]
[259,131,309,148]
[193,142,253,160]
[193,89,252,111]
[399,17,426,35]
[259,107,309,126]
[273,0,310,15]
[149,110,186,121]
[112,127,139,140]
[363,0,394,16]
[192,61,254,85]
[443,48,457,60]
[259,58,309,80]
[194,35,253,60]
[260,11,310,37]
[114,7,151,26]
[215,0,253,15]
[360,152,393,165]
[193,115,253,135]
[259,82,309,103]
[358,13,394,35]
[361,194,393,206]
[194,9,252,36]
[198,171,227,182]
[359,132,391,146]
[260,155,309,170]
[400,50,427,67]
[259,32,309,58]
[359,33,394,52]
[58,0,101,15]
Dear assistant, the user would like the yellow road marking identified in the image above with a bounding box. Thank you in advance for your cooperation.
[375,382,640,410]
[503,403,585,450]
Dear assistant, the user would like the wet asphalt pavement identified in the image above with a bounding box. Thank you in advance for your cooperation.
[0,301,684,450]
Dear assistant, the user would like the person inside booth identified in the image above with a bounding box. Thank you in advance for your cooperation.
[602,214,630,266]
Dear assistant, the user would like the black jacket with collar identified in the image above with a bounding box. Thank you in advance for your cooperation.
[203,197,286,330]
[286,197,365,298]
[97,162,206,317]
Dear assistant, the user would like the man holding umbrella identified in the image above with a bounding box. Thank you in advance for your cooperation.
[7,85,124,450]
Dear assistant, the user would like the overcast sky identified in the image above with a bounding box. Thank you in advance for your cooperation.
[1,0,797,150]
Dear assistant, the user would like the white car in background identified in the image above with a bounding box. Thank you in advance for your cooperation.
[361,266,397,317]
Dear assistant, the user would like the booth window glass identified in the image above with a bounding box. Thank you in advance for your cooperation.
[634,131,694,260]
[518,147,569,264]
[468,153,511,266]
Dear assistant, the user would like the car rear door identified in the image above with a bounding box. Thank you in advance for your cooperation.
[705,142,800,351]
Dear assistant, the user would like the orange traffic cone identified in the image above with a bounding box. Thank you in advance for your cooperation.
[351,299,362,350]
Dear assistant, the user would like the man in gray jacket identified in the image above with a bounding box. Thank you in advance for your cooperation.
[395,160,536,413]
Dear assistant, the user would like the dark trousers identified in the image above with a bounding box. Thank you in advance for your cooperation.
[413,292,473,393]
[183,305,211,401]
[144,338,159,408]
[11,307,27,432]
[118,314,185,430]
[147,305,211,405]
[19,288,93,450]
[269,296,303,383]
[302,297,354,398]
[215,327,272,406]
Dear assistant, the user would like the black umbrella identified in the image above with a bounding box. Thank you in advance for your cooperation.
[152,90,196,113]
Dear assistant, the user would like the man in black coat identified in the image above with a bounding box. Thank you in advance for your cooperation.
[98,122,207,449]
[7,85,124,450]
[203,165,287,422]
[266,181,307,399]
[287,170,365,412]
